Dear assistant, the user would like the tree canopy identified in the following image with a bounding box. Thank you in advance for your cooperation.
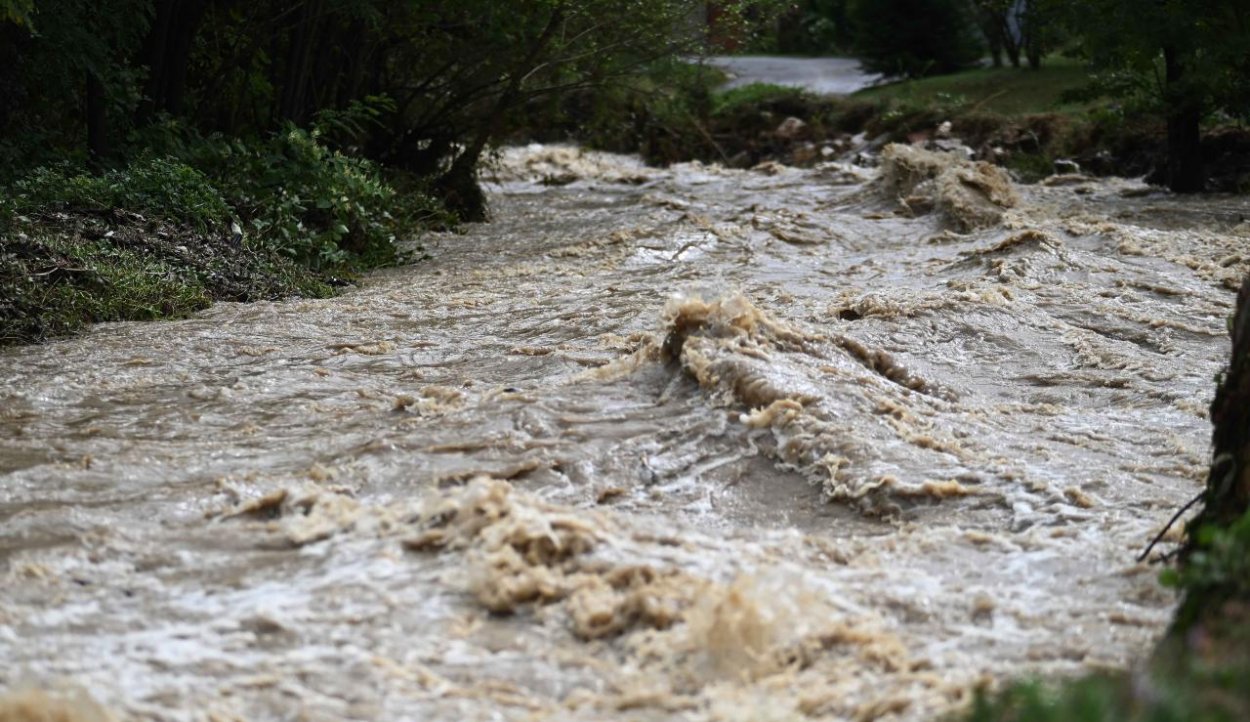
[1067,0,1250,191]
[848,0,984,78]
[0,0,781,217]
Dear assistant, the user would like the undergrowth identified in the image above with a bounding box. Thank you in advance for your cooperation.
[0,125,449,344]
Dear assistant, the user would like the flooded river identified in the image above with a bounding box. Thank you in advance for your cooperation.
[2,144,1245,721]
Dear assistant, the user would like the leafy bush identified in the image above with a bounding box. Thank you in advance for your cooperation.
[182,127,393,267]
[168,125,446,268]
[772,0,854,55]
[848,0,984,79]
[5,125,447,271]
[964,677,1129,722]
[1165,510,1250,626]
[9,158,230,232]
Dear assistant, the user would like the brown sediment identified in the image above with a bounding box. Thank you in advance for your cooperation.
[0,689,115,722]
[404,478,687,634]
[875,143,1019,232]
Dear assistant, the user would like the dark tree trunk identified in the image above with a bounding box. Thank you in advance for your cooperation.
[0,24,28,132]
[278,0,325,124]
[434,153,488,222]
[136,0,211,123]
[1021,1,1043,70]
[86,71,109,172]
[1163,46,1205,193]
[434,7,565,221]
[1006,43,1021,68]
[382,133,452,178]
[976,11,1005,68]
[1195,276,1250,533]
[1174,276,1250,628]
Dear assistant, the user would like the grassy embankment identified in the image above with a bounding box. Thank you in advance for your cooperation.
[0,128,448,345]
[560,55,1181,185]
[855,56,1093,115]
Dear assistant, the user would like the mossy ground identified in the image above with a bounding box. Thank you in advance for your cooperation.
[0,211,333,344]
[966,599,1250,722]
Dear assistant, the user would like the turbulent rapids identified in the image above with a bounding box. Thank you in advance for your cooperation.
[2,143,1245,721]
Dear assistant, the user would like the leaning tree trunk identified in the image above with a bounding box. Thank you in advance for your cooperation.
[1193,277,1250,534]
[434,7,565,222]
[1174,276,1250,629]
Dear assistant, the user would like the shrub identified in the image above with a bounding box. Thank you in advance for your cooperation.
[5,126,447,271]
[9,158,230,232]
[712,83,812,116]
[181,127,392,267]
[1166,510,1250,628]
[848,0,984,79]
[180,126,447,268]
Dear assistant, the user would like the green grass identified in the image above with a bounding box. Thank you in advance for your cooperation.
[0,217,333,344]
[711,82,812,115]
[855,56,1093,116]
[964,616,1250,722]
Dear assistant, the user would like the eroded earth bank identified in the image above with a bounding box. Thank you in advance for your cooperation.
[2,144,1245,721]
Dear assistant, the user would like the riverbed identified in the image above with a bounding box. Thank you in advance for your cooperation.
[1,144,1242,721]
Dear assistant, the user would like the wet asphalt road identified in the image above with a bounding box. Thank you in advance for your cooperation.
[706,55,879,95]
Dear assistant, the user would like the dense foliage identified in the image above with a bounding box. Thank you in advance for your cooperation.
[842,0,1250,192]
[0,0,780,341]
[1063,0,1250,191]
[765,0,854,55]
[847,0,984,78]
[971,0,1065,70]
[0,0,781,222]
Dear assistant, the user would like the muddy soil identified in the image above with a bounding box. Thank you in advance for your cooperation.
[2,144,1245,721]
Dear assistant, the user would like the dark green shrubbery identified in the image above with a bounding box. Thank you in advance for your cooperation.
[185,126,430,269]
[1167,511,1250,628]
[0,123,448,343]
[8,158,230,233]
[711,83,812,116]
[848,0,984,79]
[4,126,448,271]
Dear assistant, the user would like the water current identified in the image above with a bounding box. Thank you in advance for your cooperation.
[2,143,1246,721]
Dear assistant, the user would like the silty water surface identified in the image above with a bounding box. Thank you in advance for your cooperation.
[1,144,1244,721]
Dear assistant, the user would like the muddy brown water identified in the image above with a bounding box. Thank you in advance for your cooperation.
[2,145,1247,721]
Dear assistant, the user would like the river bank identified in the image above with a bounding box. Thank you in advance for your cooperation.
[0,210,333,344]
[0,133,446,345]
[528,57,1250,194]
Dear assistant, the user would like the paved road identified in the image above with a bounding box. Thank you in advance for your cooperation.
[706,55,879,95]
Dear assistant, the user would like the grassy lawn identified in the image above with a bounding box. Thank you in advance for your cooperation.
[854,56,1093,115]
